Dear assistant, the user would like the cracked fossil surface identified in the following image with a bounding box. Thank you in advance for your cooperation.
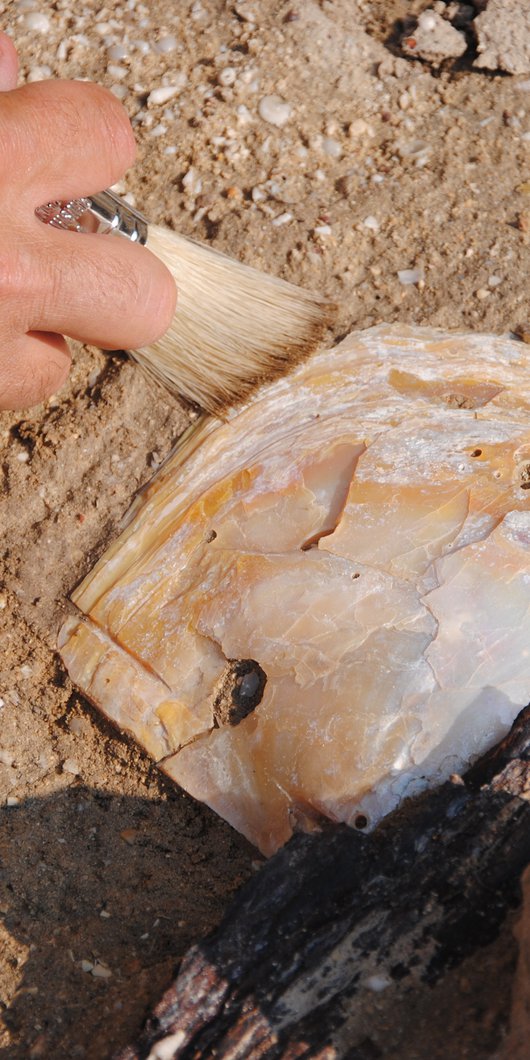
[59,324,530,855]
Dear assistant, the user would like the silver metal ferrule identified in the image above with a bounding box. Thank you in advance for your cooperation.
[35,189,148,245]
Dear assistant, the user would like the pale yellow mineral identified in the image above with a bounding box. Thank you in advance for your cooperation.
[59,325,530,854]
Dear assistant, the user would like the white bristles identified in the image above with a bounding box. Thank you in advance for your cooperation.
[131,224,334,414]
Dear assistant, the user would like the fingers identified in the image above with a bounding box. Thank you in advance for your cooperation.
[0,74,176,410]
[26,226,177,351]
[0,32,18,92]
[0,79,136,205]
[0,330,71,410]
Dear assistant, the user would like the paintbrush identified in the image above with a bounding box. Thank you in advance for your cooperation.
[36,190,334,415]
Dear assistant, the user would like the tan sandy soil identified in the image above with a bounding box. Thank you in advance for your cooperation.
[1,0,529,1055]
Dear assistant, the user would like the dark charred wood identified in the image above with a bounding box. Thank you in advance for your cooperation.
[118,705,530,1060]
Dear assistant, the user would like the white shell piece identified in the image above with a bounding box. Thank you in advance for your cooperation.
[60,325,530,854]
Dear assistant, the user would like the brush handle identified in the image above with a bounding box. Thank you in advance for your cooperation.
[35,189,148,245]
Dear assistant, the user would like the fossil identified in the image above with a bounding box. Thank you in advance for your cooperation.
[59,324,530,855]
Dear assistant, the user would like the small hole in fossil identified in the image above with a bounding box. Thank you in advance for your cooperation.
[354,813,368,830]
[471,448,482,458]
[206,529,217,543]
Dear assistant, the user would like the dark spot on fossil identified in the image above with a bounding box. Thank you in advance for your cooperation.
[446,393,474,409]
[206,529,217,543]
[519,464,530,489]
[354,813,368,830]
[213,659,267,727]
[301,528,335,551]
[471,448,482,457]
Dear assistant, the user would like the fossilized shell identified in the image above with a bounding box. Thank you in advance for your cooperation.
[59,324,530,855]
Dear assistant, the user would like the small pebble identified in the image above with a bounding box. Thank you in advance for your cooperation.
[148,85,180,106]
[107,64,127,80]
[148,1031,186,1059]
[100,909,111,919]
[107,43,129,61]
[314,224,332,237]
[398,267,423,285]
[218,67,236,87]
[24,11,50,32]
[131,39,150,55]
[68,716,90,737]
[153,35,178,54]
[110,84,128,100]
[6,797,19,807]
[258,95,293,127]
[349,118,374,140]
[363,215,380,232]
[27,65,52,82]
[120,828,139,844]
[272,211,293,226]
[182,167,202,196]
[322,136,342,159]
[366,974,392,992]
[235,3,257,22]
[476,287,491,300]
[62,758,81,776]
[16,451,29,463]
[398,140,431,163]
[151,122,167,137]
[488,274,502,287]
[514,323,530,344]
[92,962,112,979]
[81,960,94,973]
[0,750,14,767]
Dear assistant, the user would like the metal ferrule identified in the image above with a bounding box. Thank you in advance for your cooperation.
[35,189,149,245]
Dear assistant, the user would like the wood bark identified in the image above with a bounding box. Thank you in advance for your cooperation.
[118,707,530,1060]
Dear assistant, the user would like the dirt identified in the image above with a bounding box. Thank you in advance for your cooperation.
[1,0,530,1056]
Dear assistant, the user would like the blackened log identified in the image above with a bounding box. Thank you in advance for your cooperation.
[118,705,530,1060]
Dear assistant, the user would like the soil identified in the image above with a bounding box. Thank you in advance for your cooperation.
[1,0,530,1056]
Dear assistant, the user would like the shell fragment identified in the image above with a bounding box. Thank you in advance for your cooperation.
[59,325,530,854]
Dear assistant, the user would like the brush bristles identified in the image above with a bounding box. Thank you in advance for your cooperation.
[131,225,335,415]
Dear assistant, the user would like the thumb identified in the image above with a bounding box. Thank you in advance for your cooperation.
[0,32,18,91]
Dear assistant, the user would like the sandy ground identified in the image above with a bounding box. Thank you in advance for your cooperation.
[1,0,530,1056]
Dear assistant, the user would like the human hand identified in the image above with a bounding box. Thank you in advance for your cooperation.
[0,32,177,410]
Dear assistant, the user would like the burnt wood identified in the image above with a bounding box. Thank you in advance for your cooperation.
[118,705,530,1059]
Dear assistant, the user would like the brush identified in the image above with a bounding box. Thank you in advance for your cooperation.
[35,190,335,415]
